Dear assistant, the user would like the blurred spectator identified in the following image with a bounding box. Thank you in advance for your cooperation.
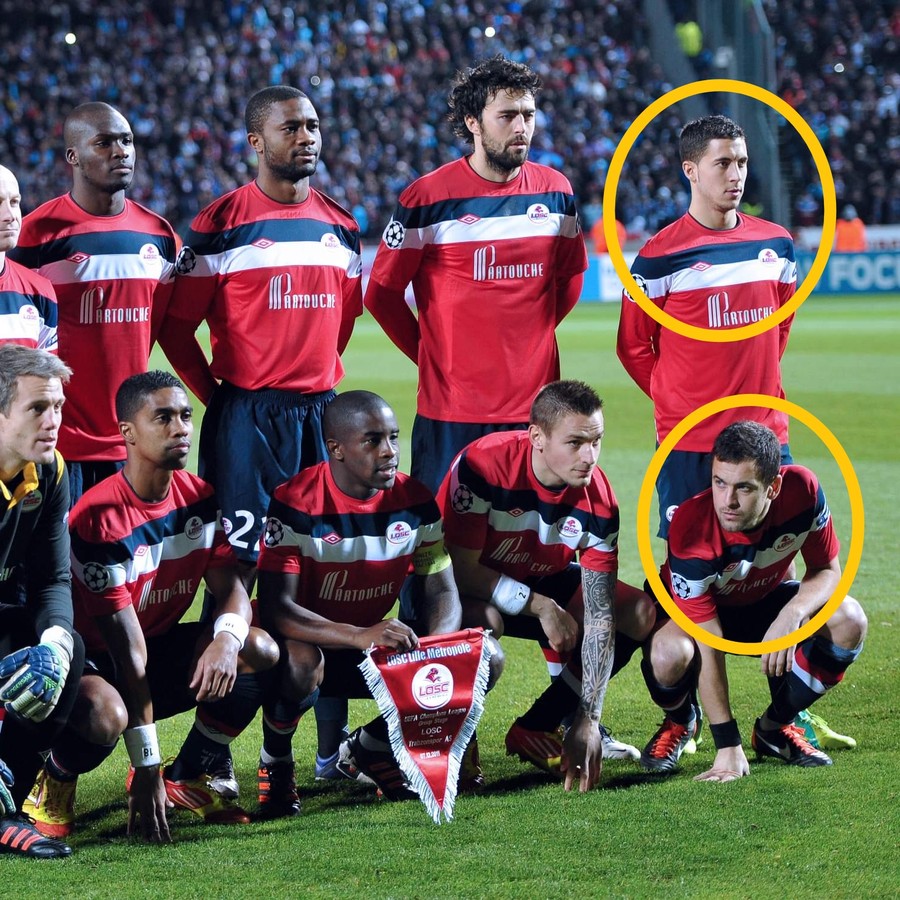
[834,204,868,251]
[591,215,627,254]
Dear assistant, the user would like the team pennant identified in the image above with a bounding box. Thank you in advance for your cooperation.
[359,628,492,824]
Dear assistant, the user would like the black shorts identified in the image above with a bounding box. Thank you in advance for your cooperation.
[500,563,582,644]
[67,460,125,509]
[85,621,205,720]
[410,415,528,496]
[656,443,793,539]
[647,579,802,649]
[199,381,335,565]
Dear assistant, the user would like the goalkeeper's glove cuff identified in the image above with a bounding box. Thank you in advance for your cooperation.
[39,626,74,666]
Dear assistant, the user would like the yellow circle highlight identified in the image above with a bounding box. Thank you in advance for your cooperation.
[636,394,864,655]
[604,79,836,342]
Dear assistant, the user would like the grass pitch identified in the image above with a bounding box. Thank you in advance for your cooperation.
[6,296,898,899]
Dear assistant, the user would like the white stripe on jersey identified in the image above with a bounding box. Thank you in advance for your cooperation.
[0,311,54,348]
[485,506,617,555]
[643,256,797,302]
[184,240,360,279]
[39,254,175,285]
[399,212,575,250]
[276,518,443,566]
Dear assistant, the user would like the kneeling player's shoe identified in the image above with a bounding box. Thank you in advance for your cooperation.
[640,707,700,773]
[257,760,301,819]
[0,814,72,858]
[207,755,240,799]
[504,720,563,776]
[162,764,251,824]
[794,709,856,751]
[314,750,342,781]
[336,728,416,801]
[599,724,640,761]
[22,767,76,839]
[458,738,485,793]
[751,719,832,767]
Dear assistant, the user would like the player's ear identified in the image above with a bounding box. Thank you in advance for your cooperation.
[65,147,78,166]
[326,437,342,460]
[465,114,481,139]
[528,423,544,451]
[247,131,263,154]
[682,159,696,183]
[767,473,783,500]
[119,421,134,444]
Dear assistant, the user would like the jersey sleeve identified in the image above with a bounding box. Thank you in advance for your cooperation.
[411,498,453,576]
[69,516,137,619]
[337,231,364,354]
[437,449,491,552]
[164,226,220,327]
[257,489,304,575]
[578,475,620,574]
[799,481,840,570]
[664,510,721,624]
[367,197,428,292]
[615,253,663,397]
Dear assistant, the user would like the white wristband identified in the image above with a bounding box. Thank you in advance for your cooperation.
[213,613,249,650]
[39,626,74,664]
[491,574,531,615]
[123,724,161,768]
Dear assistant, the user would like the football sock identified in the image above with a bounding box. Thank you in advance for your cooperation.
[516,669,580,732]
[261,689,318,761]
[48,732,117,779]
[764,636,862,725]
[314,696,349,757]
[360,716,390,750]
[641,658,697,724]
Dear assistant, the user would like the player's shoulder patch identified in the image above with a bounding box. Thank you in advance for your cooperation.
[382,219,406,250]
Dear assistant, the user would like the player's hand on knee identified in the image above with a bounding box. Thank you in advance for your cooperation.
[0,627,73,722]
[533,597,578,654]
[191,640,240,702]
[363,618,418,651]
[0,758,16,816]
[127,766,171,843]
[694,746,750,783]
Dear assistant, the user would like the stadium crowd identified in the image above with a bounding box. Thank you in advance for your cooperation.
[3,0,894,240]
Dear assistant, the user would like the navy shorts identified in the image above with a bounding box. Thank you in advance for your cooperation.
[410,415,528,496]
[647,579,801,648]
[500,563,582,645]
[656,443,793,539]
[199,381,335,564]
[67,459,124,509]
[86,621,205,720]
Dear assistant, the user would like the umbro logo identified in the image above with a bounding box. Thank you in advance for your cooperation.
[252,238,274,249]
[322,532,341,544]
[68,252,90,264]
[458,214,480,225]
[508,508,524,517]
[691,261,711,271]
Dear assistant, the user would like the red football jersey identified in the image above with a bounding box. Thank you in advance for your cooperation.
[0,258,58,351]
[367,158,587,423]
[664,465,839,624]
[70,470,235,652]
[166,181,362,392]
[258,464,447,627]
[437,431,619,578]
[10,195,178,460]
[617,212,796,451]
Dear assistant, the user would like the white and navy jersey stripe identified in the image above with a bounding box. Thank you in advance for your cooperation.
[0,258,58,351]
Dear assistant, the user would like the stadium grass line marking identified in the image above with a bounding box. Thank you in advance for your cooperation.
[603,78,836,342]
[636,393,864,655]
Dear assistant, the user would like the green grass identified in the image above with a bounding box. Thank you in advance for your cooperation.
[7,296,898,899]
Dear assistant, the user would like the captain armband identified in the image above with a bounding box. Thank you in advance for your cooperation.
[491,574,531,616]
[123,724,162,768]
[213,613,250,650]
[412,539,453,577]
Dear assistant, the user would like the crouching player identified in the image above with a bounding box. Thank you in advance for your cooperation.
[25,372,278,841]
[255,391,469,815]
[438,380,656,791]
[639,420,866,779]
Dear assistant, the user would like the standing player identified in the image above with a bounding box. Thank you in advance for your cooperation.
[9,103,178,505]
[365,55,587,495]
[438,381,656,791]
[638,421,866,779]
[23,372,278,842]
[0,165,58,350]
[0,345,83,858]
[616,115,854,749]
[255,391,465,814]
[159,85,362,595]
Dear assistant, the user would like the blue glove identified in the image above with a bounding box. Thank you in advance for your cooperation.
[0,759,14,817]
[0,628,72,723]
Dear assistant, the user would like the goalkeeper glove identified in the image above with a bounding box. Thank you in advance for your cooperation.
[0,759,14,817]
[0,626,73,723]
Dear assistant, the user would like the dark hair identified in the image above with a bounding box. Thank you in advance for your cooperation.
[0,345,71,415]
[679,115,746,163]
[116,370,185,422]
[245,86,309,134]
[530,380,603,434]
[447,55,542,145]
[712,420,781,484]
[323,390,394,441]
